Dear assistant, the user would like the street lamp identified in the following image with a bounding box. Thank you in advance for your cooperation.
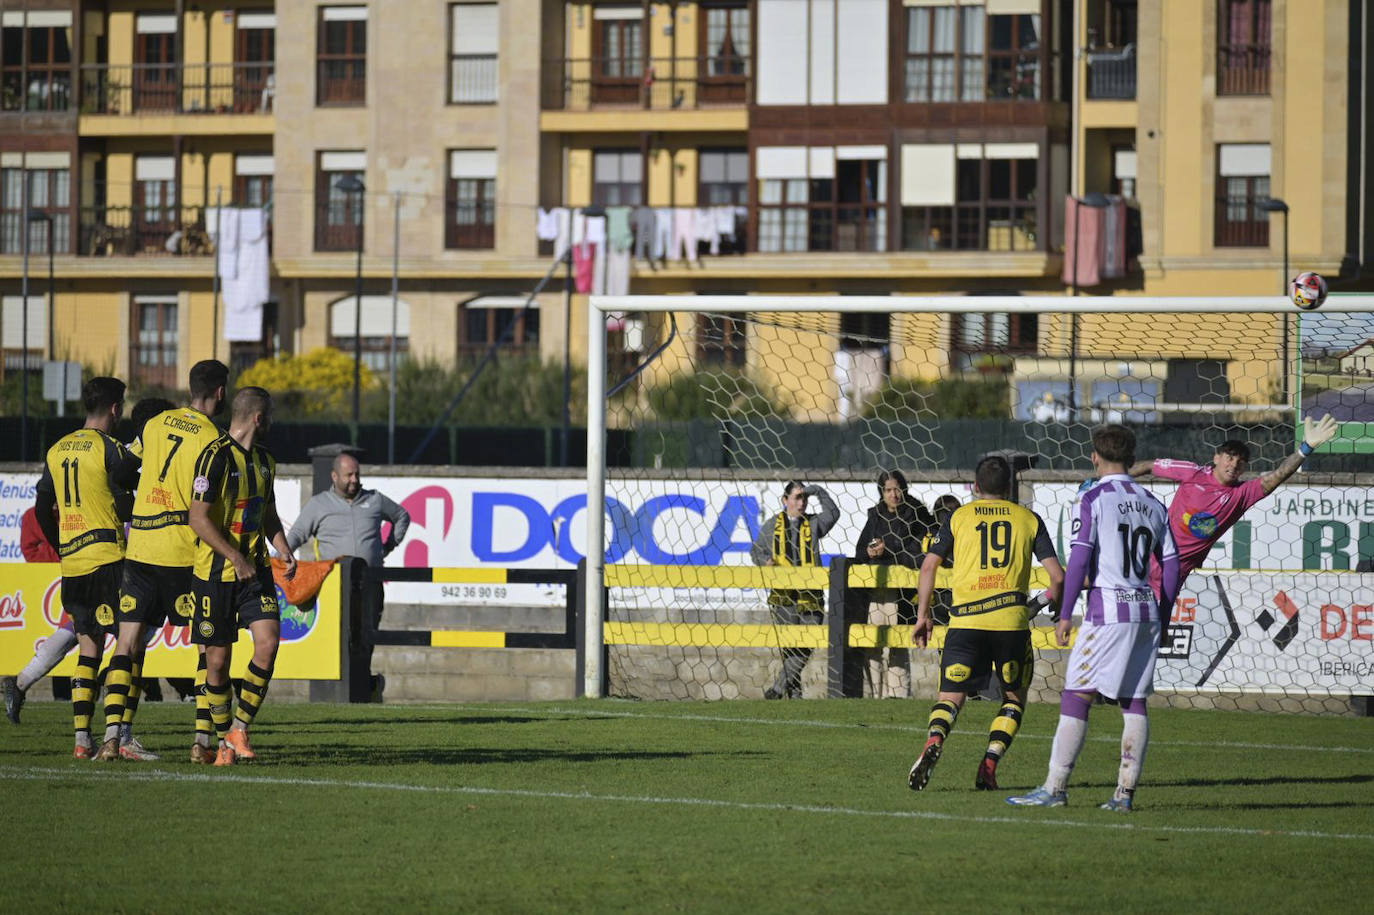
[335,174,366,429]
[1260,197,1291,403]
[1067,192,1111,419]
[28,211,58,414]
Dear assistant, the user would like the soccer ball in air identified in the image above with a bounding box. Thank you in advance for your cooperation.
[1289,271,1328,310]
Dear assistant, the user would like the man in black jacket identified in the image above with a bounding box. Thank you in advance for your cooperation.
[853,470,936,698]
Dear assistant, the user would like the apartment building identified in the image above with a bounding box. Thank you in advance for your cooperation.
[0,1,1368,422]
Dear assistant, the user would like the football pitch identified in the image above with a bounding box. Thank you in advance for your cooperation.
[2,699,1370,912]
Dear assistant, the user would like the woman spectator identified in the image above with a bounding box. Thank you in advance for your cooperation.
[853,470,936,698]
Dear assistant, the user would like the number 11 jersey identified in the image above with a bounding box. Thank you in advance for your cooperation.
[126,406,222,568]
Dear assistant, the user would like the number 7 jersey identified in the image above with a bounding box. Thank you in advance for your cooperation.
[126,406,222,568]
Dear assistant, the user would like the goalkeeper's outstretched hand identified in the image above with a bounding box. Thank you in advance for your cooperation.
[1303,413,1338,451]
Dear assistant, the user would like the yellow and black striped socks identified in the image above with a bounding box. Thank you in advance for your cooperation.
[102,654,133,742]
[205,680,233,743]
[72,655,99,742]
[927,699,960,742]
[986,700,1025,762]
[123,652,144,730]
[234,663,274,729]
[194,652,213,746]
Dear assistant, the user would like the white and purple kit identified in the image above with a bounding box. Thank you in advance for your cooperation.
[1061,474,1180,700]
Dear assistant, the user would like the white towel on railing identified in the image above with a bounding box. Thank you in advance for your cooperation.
[208,207,240,280]
[222,208,270,342]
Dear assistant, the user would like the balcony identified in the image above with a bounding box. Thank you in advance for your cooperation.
[79,63,275,115]
[78,205,215,257]
[1086,44,1135,100]
[1217,45,1270,96]
[543,56,750,110]
[1,70,72,112]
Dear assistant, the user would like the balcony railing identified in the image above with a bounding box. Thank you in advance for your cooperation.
[1217,45,1270,96]
[1086,44,1135,100]
[543,56,751,109]
[79,205,216,257]
[1,70,73,112]
[80,63,275,115]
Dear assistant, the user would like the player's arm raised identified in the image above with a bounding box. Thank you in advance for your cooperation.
[1260,413,1337,495]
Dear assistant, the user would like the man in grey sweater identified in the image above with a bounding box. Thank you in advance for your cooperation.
[750,481,839,699]
[286,453,410,699]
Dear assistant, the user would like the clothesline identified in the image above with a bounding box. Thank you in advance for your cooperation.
[538,205,747,295]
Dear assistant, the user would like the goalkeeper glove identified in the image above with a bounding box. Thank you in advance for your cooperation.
[1026,591,1056,617]
[1300,413,1338,456]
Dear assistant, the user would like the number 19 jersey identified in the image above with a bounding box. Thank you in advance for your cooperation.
[126,407,222,568]
[927,498,1057,631]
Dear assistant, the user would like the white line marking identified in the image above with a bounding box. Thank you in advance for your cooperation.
[433,703,1374,755]
[2,765,1369,843]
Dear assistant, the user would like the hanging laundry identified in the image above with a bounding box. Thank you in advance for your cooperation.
[695,207,719,256]
[633,206,655,260]
[672,208,697,262]
[536,207,560,241]
[606,206,634,252]
[651,208,673,260]
[605,247,632,296]
[573,241,596,293]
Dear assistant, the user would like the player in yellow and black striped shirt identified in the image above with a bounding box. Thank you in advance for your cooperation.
[187,386,295,766]
[908,456,1064,793]
[96,360,229,763]
[34,377,131,759]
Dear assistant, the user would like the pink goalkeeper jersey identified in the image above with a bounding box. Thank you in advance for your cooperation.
[1150,459,1267,585]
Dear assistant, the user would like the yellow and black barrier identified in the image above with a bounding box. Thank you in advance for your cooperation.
[602,558,1063,698]
[337,559,580,701]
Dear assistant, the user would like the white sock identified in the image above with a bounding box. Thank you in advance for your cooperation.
[1045,714,1089,794]
[1117,713,1150,800]
[17,629,78,692]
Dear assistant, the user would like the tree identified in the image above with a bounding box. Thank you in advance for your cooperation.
[861,376,1009,421]
[237,348,381,419]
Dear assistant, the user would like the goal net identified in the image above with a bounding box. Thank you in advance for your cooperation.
[584,295,1374,714]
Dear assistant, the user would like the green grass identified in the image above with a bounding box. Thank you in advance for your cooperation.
[2,699,1371,912]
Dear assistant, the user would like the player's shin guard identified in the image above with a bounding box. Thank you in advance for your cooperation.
[1046,691,1094,794]
[72,655,99,738]
[234,663,273,729]
[102,654,133,742]
[1117,699,1150,802]
[985,700,1025,762]
[194,652,213,746]
[926,699,960,742]
[205,681,233,743]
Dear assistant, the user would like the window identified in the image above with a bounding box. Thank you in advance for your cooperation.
[699,149,747,253]
[1,11,72,112]
[1112,147,1136,200]
[592,7,643,104]
[317,6,367,105]
[235,12,276,113]
[450,3,498,103]
[234,154,274,208]
[1215,143,1269,247]
[133,156,177,253]
[700,3,749,103]
[316,151,365,251]
[1,295,45,373]
[329,295,410,372]
[696,313,746,368]
[755,147,887,253]
[950,311,1038,372]
[901,145,1039,252]
[1217,0,1270,96]
[131,296,178,389]
[446,149,496,249]
[1,155,71,254]
[840,312,889,350]
[459,296,539,359]
[904,4,983,102]
[134,14,176,111]
[592,150,643,206]
[987,12,1041,100]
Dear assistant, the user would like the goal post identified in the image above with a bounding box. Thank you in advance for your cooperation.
[584,294,1374,708]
